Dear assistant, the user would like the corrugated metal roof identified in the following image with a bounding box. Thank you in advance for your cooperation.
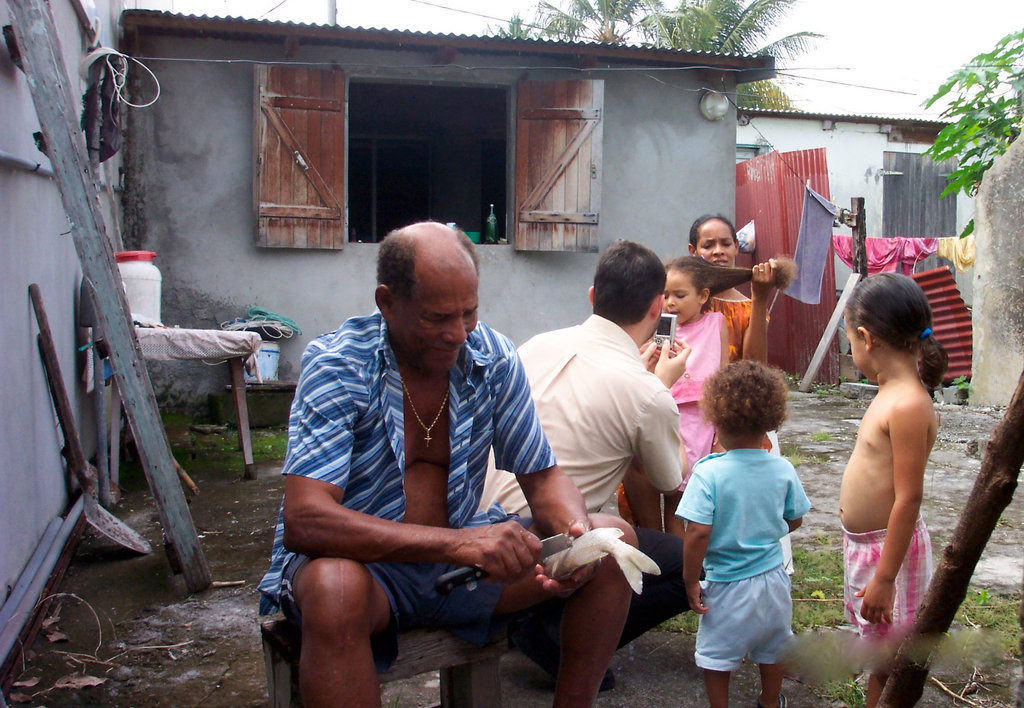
[121,9,755,54]
[911,266,973,384]
[119,10,774,79]
[740,107,948,127]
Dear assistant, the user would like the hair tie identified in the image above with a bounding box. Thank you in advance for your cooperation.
[919,327,932,340]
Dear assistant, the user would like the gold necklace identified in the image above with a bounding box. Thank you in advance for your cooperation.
[401,382,449,447]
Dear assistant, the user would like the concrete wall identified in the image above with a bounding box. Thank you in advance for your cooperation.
[736,115,975,303]
[122,33,739,409]
[1,0,121,612]
[972,137,1024,406]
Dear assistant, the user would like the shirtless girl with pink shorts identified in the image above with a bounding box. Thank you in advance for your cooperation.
[838,273,948,708]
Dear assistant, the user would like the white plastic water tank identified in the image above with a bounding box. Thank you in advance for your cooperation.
[115,251,162,323]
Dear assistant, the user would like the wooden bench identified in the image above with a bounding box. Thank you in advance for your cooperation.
[260,619,505,707]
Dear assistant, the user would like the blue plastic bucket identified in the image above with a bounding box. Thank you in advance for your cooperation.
[244,341,280,382]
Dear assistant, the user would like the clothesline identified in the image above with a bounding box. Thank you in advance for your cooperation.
[832,235,975,275]
[780,187,974,306]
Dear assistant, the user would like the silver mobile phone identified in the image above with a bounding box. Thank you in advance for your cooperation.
[654,313,677,348]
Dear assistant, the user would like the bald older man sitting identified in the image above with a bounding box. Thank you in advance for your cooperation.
[258,222,635,707]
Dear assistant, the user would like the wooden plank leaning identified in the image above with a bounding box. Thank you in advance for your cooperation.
[9,0,211,591]
[799,272,862,392]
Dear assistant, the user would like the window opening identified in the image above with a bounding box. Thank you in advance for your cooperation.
[348,82,507,243]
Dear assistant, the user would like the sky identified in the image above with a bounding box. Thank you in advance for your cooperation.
[127,0,1024,118]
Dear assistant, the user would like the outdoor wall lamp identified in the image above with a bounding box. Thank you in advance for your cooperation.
[699,89,730,121]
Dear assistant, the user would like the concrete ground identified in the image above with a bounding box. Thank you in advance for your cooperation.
[4,390,1018,707]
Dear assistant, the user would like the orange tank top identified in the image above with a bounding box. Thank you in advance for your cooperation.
[708,298,752,363]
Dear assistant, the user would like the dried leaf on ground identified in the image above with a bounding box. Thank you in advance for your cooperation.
[7,691,33,703]
[52,673,107,689]
[45,631,69,643]
[11,677,41,688]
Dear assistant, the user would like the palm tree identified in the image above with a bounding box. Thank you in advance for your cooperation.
[491,14,542,40]
[534,0,666,45]
[655,0,821,108]
[520,0,817,108]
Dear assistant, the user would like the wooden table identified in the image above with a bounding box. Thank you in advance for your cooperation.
[133,327,263,479]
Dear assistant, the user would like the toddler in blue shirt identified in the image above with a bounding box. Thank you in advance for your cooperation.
[678,360,811,708]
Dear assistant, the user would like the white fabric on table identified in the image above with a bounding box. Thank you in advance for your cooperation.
[134,328,262,378]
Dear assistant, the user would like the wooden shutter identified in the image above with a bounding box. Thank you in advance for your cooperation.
[254,65,346,249]
[515,80,603,252]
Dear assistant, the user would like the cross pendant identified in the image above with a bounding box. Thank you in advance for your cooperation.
[424,432,431,446]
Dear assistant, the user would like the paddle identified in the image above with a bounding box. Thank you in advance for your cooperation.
[29,284,151,554]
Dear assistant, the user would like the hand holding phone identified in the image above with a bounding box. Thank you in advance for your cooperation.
[654,334,691,387]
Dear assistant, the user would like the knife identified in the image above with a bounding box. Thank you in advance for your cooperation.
[435,533,573,594]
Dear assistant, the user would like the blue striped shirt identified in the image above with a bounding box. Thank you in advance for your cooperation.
[258,312,555,614]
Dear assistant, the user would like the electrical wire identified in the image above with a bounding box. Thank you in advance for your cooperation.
[127,53,948,106]
[257,0,292,21]
[405,0,546,32]
[775,70,916,95]
[132,54,756,75]
[80,46,161,108]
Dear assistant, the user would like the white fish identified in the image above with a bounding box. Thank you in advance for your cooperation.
[542,527,660,594]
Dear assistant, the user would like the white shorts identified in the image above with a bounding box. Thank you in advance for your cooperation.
[695,565,793,672]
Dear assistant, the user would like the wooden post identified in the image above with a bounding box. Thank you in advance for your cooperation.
[9,0,210,591]
[851,197,867,278]
[799,273,861,392]
[229,358,257,479]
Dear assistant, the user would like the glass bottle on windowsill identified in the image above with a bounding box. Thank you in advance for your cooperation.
[483,204,498,244]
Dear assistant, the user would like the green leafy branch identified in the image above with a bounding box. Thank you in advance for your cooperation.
[925,29,1024,238]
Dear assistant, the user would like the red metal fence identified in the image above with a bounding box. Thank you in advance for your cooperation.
[911,266,973,384]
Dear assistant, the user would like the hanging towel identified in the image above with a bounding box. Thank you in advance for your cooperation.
[788,186,837,304]
[937,235,976,271]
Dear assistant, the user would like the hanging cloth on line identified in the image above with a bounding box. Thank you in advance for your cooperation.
[936,235,976,271]
[831,235,938,276]
[80,46,122,163]
[787,186,837,304]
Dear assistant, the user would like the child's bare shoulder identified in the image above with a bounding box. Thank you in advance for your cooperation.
[884,380,936,419]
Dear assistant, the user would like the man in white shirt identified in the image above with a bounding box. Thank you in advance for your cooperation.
[481,240,691,689]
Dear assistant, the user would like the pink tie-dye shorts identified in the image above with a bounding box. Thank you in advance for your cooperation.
[843,517,933,639]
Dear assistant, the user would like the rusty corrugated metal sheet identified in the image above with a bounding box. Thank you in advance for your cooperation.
[736,148,837,381]
[910,266,973,384]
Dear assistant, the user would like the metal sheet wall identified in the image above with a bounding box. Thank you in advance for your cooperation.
[910,266,973,383]
[736,148,838,381]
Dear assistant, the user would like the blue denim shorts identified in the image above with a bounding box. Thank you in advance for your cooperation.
[279,520,524,671]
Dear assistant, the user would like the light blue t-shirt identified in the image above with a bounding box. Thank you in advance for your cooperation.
[678,448,811,582]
